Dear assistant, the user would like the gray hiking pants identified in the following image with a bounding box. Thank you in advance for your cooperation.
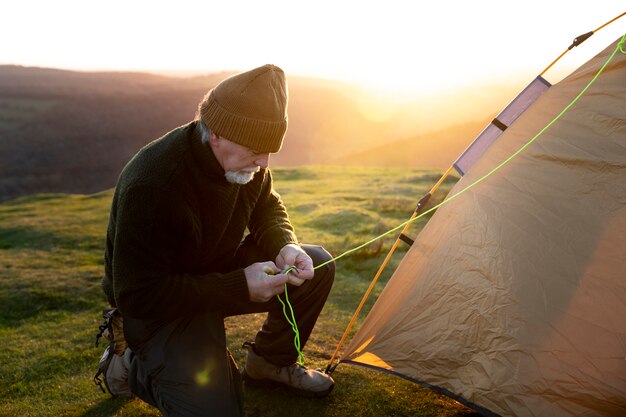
[124,243,335,417]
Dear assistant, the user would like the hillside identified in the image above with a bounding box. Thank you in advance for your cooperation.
[0,166,475,417]
[0,65,519,202]
[332,119,492,168]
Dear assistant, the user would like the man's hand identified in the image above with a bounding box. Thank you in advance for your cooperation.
[276,244,314,286]
[244,262,289,303]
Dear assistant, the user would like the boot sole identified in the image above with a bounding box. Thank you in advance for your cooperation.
[242,370,334,398]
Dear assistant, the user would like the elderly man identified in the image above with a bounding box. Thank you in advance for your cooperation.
[101,64,335,416]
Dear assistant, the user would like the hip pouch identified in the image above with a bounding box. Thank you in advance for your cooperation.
[94,308,133,398]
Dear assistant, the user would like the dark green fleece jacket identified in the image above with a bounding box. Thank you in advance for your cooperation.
[102,121,298,319]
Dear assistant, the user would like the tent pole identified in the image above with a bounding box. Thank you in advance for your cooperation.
[325,166,456,374]
[325,12,626,374]
[540,11,626,77]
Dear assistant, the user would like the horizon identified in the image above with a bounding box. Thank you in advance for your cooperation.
[2,1,624,97]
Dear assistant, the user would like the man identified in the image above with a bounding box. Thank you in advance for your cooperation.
[102,64,335,416]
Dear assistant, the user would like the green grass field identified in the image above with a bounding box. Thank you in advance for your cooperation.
[0,166,478,417]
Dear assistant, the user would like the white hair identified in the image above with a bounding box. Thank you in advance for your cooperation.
[196,117,258,185]
[224,168,257,185]
[197,118,211,145]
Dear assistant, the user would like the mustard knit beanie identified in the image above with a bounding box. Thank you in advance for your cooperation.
[199,64,288,153]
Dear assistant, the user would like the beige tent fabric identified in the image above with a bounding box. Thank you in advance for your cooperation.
[341,37,626,417]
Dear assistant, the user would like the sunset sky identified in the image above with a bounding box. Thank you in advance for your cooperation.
[2,1,624,95]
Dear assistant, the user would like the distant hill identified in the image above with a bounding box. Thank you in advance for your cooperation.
[331,120,492,168]
[0,65,519,202]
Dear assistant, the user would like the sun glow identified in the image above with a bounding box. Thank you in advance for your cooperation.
[1,1,624,95]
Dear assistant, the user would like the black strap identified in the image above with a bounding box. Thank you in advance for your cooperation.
[399,233,414,247]
[492,117,508,132]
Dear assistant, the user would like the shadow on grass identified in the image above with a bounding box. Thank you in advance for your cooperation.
[0,225,99,251]
[0,284,98,326]
[243,368,483,417]
[243,384,334,417]
[304,209,377,235]
[80,397,127,417]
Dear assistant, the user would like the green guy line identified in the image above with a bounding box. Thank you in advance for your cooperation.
[278,33,626,365]
[314,32,626,271]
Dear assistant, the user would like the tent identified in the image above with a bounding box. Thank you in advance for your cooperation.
[336,36,626,416]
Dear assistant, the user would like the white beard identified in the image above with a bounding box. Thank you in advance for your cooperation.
[224,168,258,184]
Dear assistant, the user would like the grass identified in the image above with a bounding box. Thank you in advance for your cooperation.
[0,166,476,417]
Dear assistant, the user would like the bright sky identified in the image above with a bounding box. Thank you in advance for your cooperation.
[2,1,624,95]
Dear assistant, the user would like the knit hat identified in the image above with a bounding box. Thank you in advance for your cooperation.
[199,64,288,153]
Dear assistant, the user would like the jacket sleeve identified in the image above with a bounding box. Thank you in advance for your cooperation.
[248,169,298,258]
[111,184,249,319]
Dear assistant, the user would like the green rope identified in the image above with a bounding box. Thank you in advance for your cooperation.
[313,32,626,271]
[276,287,304,366]
[277,32,626,367]
[276,267,305,365]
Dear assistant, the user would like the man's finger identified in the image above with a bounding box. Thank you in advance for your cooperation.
[286,275,305,286]
[292,266,314,280]
[267,273,288,286]
[273,282,289,296]
[261,262,280,275]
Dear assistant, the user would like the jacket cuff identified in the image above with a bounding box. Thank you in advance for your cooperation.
[269,234,299,260]
[219,269,250,302]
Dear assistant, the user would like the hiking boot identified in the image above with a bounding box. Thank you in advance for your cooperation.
[242,342,334,398]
